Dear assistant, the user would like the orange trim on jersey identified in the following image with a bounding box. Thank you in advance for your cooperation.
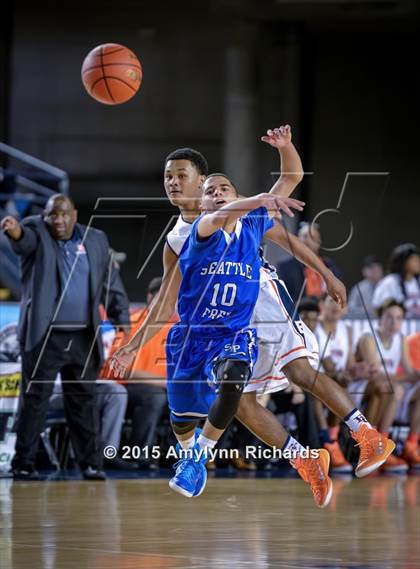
[275,345,306,365]
[249,375,287,383]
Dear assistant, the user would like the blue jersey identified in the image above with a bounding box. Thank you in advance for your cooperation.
[177,206,274,335]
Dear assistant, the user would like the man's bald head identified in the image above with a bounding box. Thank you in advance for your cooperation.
[44,194,76,214]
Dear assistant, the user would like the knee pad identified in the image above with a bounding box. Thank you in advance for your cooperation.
[216,359,250,394]
[208,359,251,430]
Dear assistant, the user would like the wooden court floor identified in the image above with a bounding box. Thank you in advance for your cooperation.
[1,475,419,569]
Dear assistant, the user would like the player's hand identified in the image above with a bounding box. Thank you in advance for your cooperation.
[0,216,22,240]
[335,370,352,388]
[109,344,137,378]
[258,194,305,217]
[325,274,347,310]
[261,125,292,149]
[350,361,371,379]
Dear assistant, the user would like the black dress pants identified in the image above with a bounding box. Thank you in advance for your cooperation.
[12,329,101,470]
[125,383,167,448]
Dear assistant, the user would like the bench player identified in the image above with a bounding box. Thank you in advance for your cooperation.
[356,299,420,470]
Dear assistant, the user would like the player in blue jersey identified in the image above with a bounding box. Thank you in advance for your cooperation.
[166,185,311,498]
[112,128,396,506]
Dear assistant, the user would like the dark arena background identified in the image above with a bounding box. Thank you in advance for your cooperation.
[0,1,419,568]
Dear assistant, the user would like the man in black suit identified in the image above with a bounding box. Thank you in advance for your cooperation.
[1,194,130,480]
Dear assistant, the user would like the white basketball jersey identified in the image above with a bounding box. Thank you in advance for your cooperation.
[166,215,193,256]
[375,332,402,375]
[316,320,350,372]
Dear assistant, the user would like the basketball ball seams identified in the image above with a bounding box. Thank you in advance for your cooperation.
[90,76,108,93]
[91,79,112,103]
[101,46,126,56]
[90,76,137,97]
[82,62,142,74]
[101,76,138,93]
[99,46,115,104]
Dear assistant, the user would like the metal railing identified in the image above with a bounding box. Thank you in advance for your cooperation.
[0,141,69,195]
[0,142,70,298]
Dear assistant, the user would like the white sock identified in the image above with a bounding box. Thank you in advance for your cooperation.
[178,433,196,450]
[282,435,306,460]
[197,434,217,452]
[344,408,372,432]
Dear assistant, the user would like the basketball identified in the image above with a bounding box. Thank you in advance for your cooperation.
[81,43,142,105]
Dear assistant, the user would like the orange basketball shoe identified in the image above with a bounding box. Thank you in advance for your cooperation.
[352,425,395,478]
[381,452,408,473]
[324,441,353,473]
[402,441,420,470]
[292,449,333,508]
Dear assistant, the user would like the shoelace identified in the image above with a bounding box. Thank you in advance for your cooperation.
[306,460,326,500]
[354,430,379,462]
[173,459,200,485]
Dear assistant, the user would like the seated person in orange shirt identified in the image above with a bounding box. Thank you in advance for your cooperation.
[277,222,342,303]
[101,277,175,469]
[407,332,420,371]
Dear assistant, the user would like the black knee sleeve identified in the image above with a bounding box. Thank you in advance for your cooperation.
[208,359,251,430]
[170,419,198,435]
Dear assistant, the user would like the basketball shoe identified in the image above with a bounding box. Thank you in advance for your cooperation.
[170,430,207,497]
[324,441,353,473]
[352,425,395,477]
[401,440,420,469]
[291,449,333,508]
[381,453,408,473]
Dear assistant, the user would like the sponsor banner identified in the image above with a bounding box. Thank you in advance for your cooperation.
[0,303,20,473]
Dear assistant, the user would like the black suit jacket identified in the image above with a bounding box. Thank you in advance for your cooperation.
[6,216,130,363]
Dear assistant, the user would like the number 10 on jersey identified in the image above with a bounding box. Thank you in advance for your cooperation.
[210,283,237,307]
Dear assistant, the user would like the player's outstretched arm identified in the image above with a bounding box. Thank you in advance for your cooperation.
[110,243,181,378]
[261,125,304,197]
[197,194,305,239]
[265,220,347,309]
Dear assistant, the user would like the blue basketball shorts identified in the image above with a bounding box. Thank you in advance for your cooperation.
[166,323,258,422]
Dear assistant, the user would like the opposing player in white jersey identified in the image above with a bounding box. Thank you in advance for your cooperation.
[111,127,395,487]
[314,296,370,473]
[356,299,420,470]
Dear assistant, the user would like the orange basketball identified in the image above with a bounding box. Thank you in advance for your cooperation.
[81,43,142,105]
